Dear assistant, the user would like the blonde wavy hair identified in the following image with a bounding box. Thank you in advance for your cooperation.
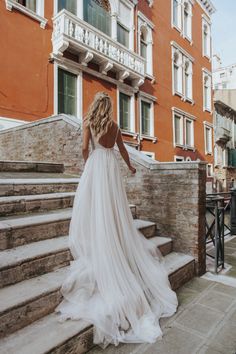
[84,92,113,139]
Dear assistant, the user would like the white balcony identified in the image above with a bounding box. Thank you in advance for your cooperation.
[52,10,145,89]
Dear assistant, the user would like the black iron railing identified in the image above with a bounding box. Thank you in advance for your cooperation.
[205,188,236,272]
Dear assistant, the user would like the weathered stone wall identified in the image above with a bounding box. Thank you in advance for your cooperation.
[0,115,206,275]
[0,115,83,175]
[215,167,236,191]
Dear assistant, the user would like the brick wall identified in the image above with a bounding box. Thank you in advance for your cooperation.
[0,115,206,275]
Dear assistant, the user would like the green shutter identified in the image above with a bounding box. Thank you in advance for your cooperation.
[228,149,236,167]
[58,68,77,116]
[141,101,151,135]
[119,93,130,131]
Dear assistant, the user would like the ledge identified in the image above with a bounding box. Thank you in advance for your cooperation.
[5,0,47,29]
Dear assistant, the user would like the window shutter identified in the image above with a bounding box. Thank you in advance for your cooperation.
[229,149,236,167]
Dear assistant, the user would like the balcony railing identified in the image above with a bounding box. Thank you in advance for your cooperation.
[52,10,145,88]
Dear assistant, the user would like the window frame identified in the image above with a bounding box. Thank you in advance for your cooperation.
[172,108,195,150]
[203,69,212,112]
[117,89,135,133]
[202,15,211,59]
[54,62,82,118]
[137,11,154,77]
[204,121,213,155]
[6,0,47,28]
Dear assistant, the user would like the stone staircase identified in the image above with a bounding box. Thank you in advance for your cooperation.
[0,161,195,354]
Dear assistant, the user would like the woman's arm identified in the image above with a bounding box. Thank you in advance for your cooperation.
[116,129,136,174]
[82,121,91,163]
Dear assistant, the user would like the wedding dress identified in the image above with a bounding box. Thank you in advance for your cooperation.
[55,125,178,349]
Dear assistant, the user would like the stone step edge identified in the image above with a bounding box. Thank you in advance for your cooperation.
[0,210,147,233]
[0,178,80,185]
[0,251,192,317]
[0,192,76,203]
[0,235,171,273]
[0,253,195,354]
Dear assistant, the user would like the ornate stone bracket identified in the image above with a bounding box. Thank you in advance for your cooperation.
[118,70,130,82]
[79,51,94,66]
[99,61,113,75]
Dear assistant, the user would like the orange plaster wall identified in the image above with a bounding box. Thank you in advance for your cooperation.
[0,1,54,121]
[82,72,118,119]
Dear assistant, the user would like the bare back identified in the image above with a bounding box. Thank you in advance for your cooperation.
[93,121,119,149]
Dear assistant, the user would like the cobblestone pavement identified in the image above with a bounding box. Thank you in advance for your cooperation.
[88,269,236,354]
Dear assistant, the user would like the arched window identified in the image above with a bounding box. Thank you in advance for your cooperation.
[184,59,192,100]
[203,73,212,111]
[173,50,183,94]
[183,2,191,39]
[138,19,153,76]
[84,0,111,36]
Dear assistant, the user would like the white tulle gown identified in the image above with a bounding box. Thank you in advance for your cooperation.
[55,126,178,349]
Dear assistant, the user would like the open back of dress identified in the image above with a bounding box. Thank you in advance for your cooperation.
[55,125,178,349]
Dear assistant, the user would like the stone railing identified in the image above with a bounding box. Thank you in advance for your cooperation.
[0,114,206,275]
[52,10,145,80]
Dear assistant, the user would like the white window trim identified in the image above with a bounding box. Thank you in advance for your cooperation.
[117,0,135,51]
[171,0,193,44]
[54,61,83,119]
[185,117,194,149]
[117,88,135,133]
[204,121,213,155]
[172,107,195,150]
[174,155,185,162]
[6,0,47,28]
[202,16,211,60]
[207,163,213,177]
[171,42,194,103]
[141,151,155,159]
[202,68,212,113]
[139,93,156,141]
[137,11,154,77]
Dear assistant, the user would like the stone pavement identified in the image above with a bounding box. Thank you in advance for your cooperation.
[88,277,236,354]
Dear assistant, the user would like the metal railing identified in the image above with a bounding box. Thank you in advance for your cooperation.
[205,188,236,273]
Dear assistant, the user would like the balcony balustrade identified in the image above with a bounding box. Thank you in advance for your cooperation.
[52,10,145,89]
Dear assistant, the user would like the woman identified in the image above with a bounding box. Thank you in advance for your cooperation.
[55,92,178,349]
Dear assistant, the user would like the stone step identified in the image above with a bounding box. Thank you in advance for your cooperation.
[0,178,79,197]
[0,252,194,343]
[0,194,137,218]
[0,192,75,217]
[0,161,64,173]
[0,209,146,251]
[0,235,172,288]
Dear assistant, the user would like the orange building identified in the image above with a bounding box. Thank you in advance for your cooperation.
[0,0,215,170]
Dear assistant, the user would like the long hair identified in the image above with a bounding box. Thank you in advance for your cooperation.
[84,92,113,139]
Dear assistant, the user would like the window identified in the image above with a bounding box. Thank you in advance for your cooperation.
[6,0,46,27]
[141,101,151,136]
[185,119,193,147]
[17,0,36,12]
[138,12,154,76]
[172,0,181,29]
[172,45,193,101]
[174,114,183,145]
[117,23,129,47]
[183,1,192,40]
[202,18,211,58]
[58,68,77,116]
[174,155,184,162]
[203,71,212,111]
[172,0,192,41]
[117,1,132,48]
[204,124,213,154]
[83,0,111,36]
[173,110,195,149]
[58,0,77,15]
[184,59,193,100]
[207,164,213,177]
[119,93,131,131]
[173,51,183,95]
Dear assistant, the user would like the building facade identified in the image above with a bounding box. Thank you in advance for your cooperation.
[213,61,236,90]
[0,0,215,165]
